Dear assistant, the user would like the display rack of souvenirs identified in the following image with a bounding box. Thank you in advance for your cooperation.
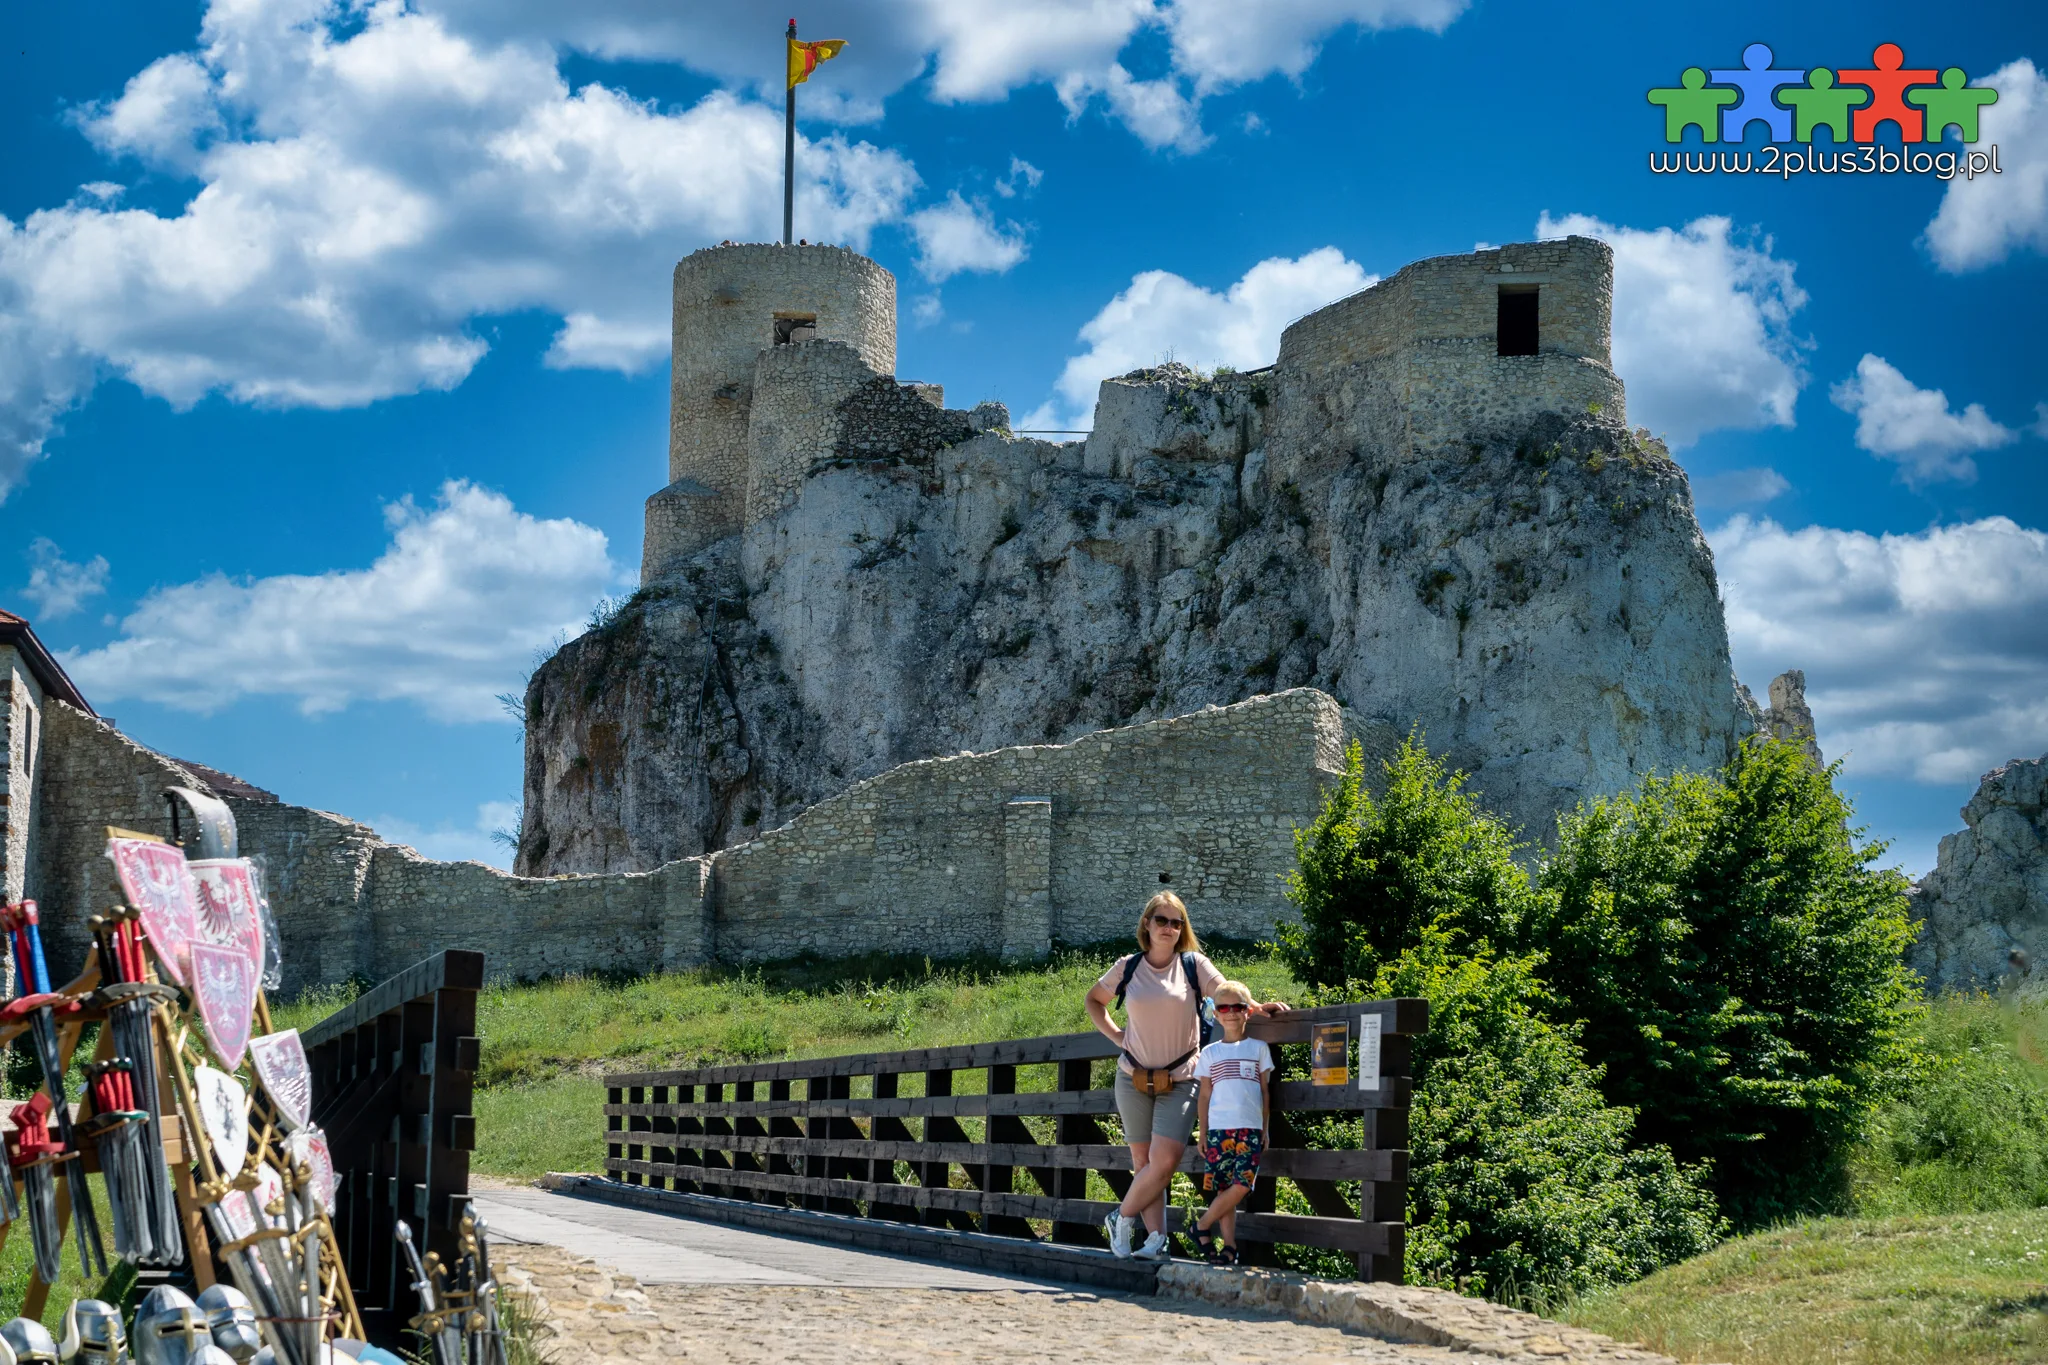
[0,786,414,1363]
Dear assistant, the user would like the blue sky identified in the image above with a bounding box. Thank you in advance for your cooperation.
[4,0,2043,874]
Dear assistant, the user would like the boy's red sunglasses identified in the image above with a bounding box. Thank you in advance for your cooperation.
[1214,1003,1250,1014]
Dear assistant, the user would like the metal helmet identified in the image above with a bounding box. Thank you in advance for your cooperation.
[132,1288,209,1365]
[193,1288,259,1364]
[2,1319,61,1365]
[59,1301,126,1365]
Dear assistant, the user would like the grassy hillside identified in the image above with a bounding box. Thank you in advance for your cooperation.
[1564,1209,2048,1365]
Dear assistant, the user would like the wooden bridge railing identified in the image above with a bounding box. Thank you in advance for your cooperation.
[602,998,1425,1281]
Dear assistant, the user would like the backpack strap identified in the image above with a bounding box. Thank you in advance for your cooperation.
[1185,952,1215,1046]
[1112,953,1144,1009]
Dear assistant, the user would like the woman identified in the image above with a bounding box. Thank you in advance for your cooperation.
[1083,891,1287,1260]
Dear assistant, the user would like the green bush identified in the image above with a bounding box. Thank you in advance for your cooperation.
[1381,928,1724,1301]
[1851,993,2048,1215]
[1527,739,1923,1227]
[1278,738,1721,1298]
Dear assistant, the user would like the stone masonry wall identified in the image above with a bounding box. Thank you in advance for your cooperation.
[28,702,211,982]
[669,244,896,530]
[711,689,1395,962]
[28,691,1368,990]
[744,340,880,524]
[1,647,45,905]
[641,479,726,583]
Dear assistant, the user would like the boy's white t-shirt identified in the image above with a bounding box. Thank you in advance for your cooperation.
[1195,1037,1274,1133]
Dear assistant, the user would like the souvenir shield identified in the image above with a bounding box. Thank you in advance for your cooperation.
[190,943,256,1071]
[213,1161,282,1243]
[193,1065,249,1183]
[105,836,197,987]
[186,858,266,979]
[248,1029,313,1132]
[284,1128,337,1215]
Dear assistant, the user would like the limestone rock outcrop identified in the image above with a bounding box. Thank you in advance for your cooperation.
[1909,754,2048,993]
[519,236,1764,877]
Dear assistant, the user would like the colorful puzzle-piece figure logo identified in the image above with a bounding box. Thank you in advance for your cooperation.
[1649,44,1997,144]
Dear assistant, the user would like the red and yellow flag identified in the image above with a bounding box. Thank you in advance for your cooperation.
[788,36,846,88]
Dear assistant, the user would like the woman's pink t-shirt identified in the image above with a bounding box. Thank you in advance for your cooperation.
[1099,950,1227,1080]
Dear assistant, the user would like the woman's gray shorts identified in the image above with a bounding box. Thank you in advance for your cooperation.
[1114,1071,1199,1147]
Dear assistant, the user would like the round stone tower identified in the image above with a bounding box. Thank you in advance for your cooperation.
[651,244,895,574]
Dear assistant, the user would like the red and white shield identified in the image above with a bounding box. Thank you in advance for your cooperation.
[186,858,266,980]
[191,942,256,1071]
[105,837,197,987]
[284,1127,337,1215]
[249,1029,313,1132]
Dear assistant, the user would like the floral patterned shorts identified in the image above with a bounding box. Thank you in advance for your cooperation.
[1200,1127,1265,1192]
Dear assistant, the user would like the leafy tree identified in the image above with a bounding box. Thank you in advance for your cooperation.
[1278,738,1719,1297]
[1526,738,1923,1226]
[1277,736,1533,989]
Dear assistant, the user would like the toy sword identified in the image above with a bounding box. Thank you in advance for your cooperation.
[1,900,107,1278]
[90,909,184,1264]
[7,1093,68,1284]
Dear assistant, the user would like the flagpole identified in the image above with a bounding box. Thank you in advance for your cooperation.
[783,18,796,245]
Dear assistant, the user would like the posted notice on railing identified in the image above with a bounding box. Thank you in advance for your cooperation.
[1311,1021,1349,1086]
[1358,1013,1382,1092]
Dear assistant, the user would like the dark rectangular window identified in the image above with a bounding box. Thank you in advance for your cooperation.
[1496,286,1539,356]
[773,313,818,344]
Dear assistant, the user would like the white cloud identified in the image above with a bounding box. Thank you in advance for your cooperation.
[907,193,1028,282]
[0,1,920,498]
[1829,354,2017,485]
[419,1,1466,150]
[1692,466,1789,507]
[1924,59,2048,271]
[1162,0,1467,94]
[1713,514,2048,785]
[20,538,111,620]
[910,294,944,328]
[995,157,1044,198]
[63,481,618,723]
[1538,212,1809,448]
[1027,247,1375,430]
[371,800,520,869]
[2035,401,2048,439]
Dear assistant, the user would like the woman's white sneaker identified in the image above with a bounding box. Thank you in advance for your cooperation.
[1104,1213,1137,1258]
[1134,1230,1170,1261]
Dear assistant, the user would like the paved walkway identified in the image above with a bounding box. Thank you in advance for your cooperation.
[472,1185,1054,1290]
[476,1185,1675,1364]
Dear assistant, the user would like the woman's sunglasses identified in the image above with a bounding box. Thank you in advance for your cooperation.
[1149,916,1184,931]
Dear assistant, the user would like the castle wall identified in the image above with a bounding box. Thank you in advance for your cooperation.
[1273,235,1620,464]
[1,647,45,905]
[664,244,896,563]
[24,691,1365,989]
[641,480,725,584]
[27,702,210,980]
[710,689,1394,962]
[745,340,881,525]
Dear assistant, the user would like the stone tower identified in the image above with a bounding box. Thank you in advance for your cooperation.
[644,243,897,581]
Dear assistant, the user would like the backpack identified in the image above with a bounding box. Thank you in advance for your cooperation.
[1113,951,1216,1051]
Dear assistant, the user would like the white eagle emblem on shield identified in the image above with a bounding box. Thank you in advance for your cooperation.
[186,858,266,979]
[191,942,256,1071]
[105,836,198,987]
[249,1028,314,1132]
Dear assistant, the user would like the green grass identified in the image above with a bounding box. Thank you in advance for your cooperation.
[1563,1209,2048,1364]
[275,942,1304,1183]
[0,1172,129,1329]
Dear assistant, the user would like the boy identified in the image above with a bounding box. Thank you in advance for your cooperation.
[1191,979,1273,1265]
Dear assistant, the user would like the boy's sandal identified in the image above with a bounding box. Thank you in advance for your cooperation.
[1193,1225,1220,1261]
[1220,1244,1242,1266]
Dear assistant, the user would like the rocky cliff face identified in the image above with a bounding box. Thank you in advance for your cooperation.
[1909,754,2048,993]
[519,358,1756,876]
